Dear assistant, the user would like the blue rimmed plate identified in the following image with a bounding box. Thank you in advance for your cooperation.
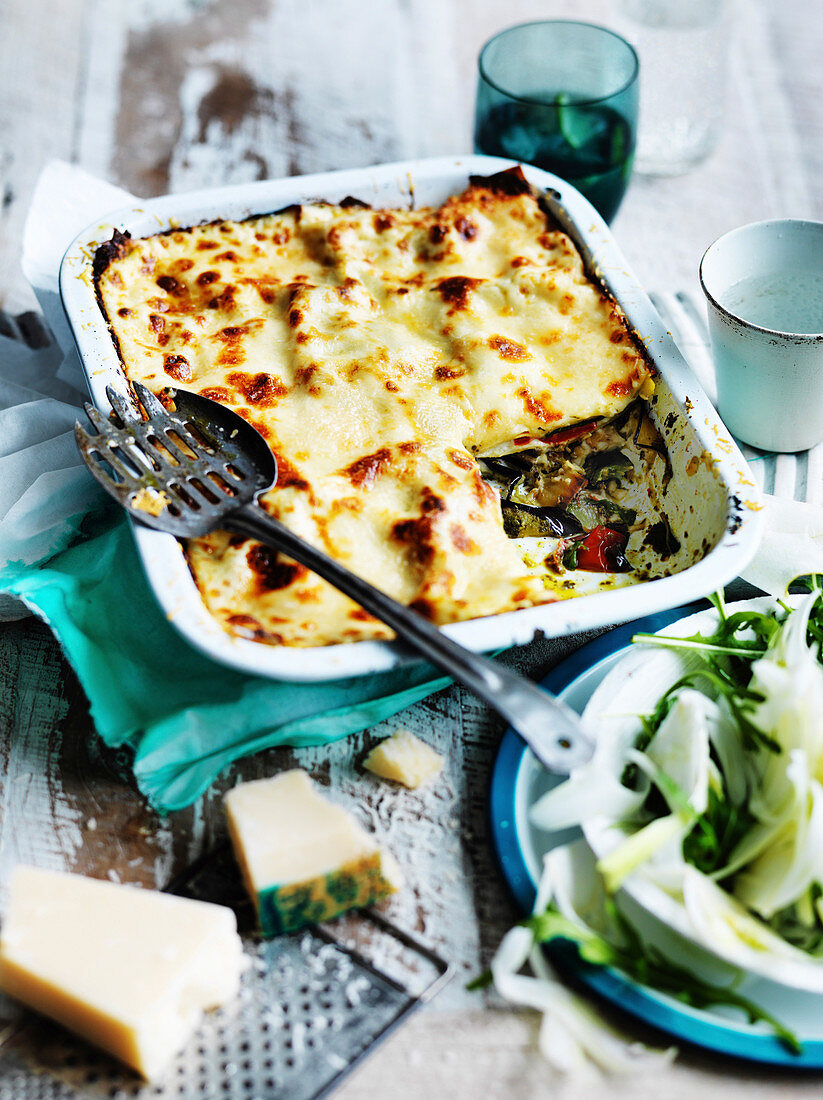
[490,604,823,1067]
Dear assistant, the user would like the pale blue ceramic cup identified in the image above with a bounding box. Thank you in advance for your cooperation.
[700,219,823,452]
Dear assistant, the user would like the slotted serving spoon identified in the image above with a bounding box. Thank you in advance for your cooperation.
[75,383,594,775]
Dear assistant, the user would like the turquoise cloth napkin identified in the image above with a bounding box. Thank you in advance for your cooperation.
[0,502,450,812]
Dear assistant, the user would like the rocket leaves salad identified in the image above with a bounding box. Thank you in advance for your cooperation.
[491,581,823,1070]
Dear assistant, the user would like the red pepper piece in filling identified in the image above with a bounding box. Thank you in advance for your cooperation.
[572,525,631,572]
[543,418,601,446]
[513,418,601,450]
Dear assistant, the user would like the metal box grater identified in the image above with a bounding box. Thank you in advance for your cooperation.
[0,845,451,1100]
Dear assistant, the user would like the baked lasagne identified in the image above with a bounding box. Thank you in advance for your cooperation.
[94,168,672,648]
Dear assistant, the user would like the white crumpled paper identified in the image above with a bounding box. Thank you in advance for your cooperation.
[0,162,134,618]
[741,494,823,595]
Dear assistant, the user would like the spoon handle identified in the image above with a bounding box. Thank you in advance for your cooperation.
[228,503,594,774]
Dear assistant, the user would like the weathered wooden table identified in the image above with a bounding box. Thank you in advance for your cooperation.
[1,0,823,1095]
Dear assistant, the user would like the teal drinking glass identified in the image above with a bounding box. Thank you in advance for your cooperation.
[474,21,639,223]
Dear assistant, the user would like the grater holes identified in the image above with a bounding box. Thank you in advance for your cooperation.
[0,923,430,1100]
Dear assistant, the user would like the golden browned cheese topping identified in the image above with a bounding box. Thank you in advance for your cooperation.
[95,170,653,646]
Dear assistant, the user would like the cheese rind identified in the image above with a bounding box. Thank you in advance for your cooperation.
[225,770,402,935]
[0,867,244,1081]
[257,851,399,936]
[364,730,444,788]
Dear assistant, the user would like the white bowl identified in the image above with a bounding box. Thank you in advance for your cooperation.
[548,839,823,1034]
[580,598,823,994]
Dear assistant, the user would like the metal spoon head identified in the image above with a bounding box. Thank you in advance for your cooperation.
[75,383,278,537]
[168,386,277,491]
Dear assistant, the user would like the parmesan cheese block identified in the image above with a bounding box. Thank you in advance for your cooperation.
[95,167,655,648]
[364,730,444,788]
[225,770,402,936]
[0,866,245,1081]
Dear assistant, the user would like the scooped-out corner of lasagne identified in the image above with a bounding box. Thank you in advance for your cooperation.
[94,167,674,648]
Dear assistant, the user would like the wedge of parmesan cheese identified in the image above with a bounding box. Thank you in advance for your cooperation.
[0,866,244,1081]
[364,730,444,788]
[225,770,402,936]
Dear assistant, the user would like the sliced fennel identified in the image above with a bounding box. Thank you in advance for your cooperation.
[490,845,678,1075]
[489,844,800,1069]
[520,587,823,1051]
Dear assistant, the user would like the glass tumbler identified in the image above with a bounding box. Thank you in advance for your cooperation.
[474,21,639,224]
[613,0,731,176]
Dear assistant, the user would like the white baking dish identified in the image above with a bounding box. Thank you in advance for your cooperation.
[59,156,763,681]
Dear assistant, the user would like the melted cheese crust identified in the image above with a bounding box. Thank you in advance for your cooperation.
[96,170,653,647]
